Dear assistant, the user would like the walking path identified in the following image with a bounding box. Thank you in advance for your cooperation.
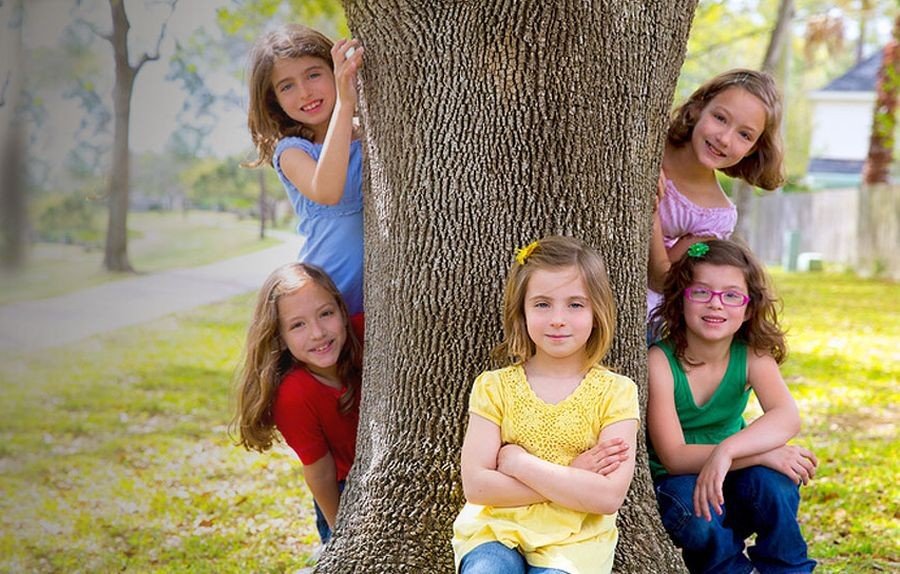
[0,233,302,353]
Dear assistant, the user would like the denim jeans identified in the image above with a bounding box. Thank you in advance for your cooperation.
[313,480,346,544]
[459,541,570,574]
[655,466,816,574]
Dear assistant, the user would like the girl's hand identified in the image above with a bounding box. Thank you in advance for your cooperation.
[655,169,667,212]
[331,38,364,108]
[759,445,818,485]
[497,443,528,477]
[570,437,629,476]
[693,445,732,521]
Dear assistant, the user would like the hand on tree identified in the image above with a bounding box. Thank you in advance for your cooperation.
[332,38,364,107]
[570,437,629,476]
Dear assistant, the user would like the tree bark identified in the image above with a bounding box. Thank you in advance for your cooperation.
[317,2,696,572]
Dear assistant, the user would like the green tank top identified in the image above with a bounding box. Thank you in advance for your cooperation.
[648,340,750,480]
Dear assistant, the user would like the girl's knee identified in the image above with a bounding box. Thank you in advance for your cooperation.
[459,542,525,574]
[737,466,800,505]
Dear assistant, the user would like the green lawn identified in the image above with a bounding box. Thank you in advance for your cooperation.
[0,270,896,572]
[0,210,278,305]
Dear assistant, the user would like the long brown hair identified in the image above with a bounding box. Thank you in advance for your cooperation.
[492,235,617,372]
[245,24,333,168]
[668,69,785,190]
[231,262,362,452]
[650,239,786,366]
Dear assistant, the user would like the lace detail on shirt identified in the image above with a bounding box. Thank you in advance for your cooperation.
[500,366,616,466]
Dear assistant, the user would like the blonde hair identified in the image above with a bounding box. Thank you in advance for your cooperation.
[668,69,785,190]
[245,24,333,168]
[492,235,617,371]
[231,262,362,452]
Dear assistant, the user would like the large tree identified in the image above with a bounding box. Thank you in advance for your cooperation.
[316,2,697,572]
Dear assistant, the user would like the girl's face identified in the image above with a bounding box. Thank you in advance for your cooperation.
[524,265,594,368]
[683,263,750,345]
[271,55,336,143]
[690,87,767,171]
[277,281,347,384]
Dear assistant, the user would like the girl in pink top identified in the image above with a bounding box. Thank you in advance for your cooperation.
[648,69,785,322]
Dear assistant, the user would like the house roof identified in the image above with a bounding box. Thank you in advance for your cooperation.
[822,50,883,92]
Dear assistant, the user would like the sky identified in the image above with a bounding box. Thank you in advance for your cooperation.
[23,0,250,165]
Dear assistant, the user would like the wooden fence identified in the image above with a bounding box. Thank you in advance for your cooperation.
[738,185,899,280]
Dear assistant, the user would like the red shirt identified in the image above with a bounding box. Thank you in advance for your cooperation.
[273,314,363,480]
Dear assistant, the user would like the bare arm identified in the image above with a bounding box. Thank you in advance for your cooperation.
[280,39,364,206]
[692,351,802,518]
[302,452,341,528]
[497,419,638,515]
[460,413,547,507]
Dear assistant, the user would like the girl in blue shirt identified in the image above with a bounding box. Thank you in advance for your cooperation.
[246,24,365,314]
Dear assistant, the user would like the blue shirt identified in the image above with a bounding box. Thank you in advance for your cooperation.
[274,137,364,315]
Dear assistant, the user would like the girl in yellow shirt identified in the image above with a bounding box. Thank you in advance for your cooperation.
[452,236,640,574]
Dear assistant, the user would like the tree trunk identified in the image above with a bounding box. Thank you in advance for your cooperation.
[733,0,793,243]
[258,168,268,239]
[317,2,696,572]
[1,0,27,270]
[861,13,899,186]
[103,0,136,272]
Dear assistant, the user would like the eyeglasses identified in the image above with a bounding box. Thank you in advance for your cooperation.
[684,286,750,307]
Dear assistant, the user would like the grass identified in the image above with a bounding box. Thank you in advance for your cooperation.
[0,210,278,305]
[0,269,896,572]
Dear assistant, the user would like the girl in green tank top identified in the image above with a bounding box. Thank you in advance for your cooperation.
[646,240,817,574]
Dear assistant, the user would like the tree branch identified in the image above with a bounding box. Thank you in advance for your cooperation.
[134,0,178,72]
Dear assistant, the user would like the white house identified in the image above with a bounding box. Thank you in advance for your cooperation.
[806,51,881,188]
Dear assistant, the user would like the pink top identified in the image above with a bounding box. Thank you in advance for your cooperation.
[658,179,737,248]
[649,180,737,318]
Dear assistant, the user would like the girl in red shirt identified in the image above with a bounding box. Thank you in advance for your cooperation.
[233,262,363,545]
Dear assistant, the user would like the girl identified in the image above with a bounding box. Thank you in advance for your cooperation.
[647,240,817,574]
[232,262,363,545]
[648,69,785,322]
[452,236,640,574]
[246,24,366,315]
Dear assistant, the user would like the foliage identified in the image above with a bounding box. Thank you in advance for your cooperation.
[0,268,895,571]
[33,189,105,247]
[178,156,282,215]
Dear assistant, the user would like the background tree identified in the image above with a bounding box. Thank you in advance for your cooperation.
[862,12,898,185]
[79,0,178,271]
[0,0,26,269]
[732,0,794,242]
[315,1,697,572]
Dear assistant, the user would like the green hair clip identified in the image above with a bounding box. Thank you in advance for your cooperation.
[687,242,710,258]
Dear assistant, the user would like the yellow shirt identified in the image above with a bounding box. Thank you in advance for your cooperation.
[452,365,639,574]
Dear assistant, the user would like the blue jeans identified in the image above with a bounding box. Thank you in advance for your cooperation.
[655,467,816,574]
[459,541,570,574]
[313,480,346,544]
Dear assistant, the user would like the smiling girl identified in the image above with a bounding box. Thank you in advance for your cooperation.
[647,240,817,574]
[246,24,366,315]
[452,236,639,574]
[232,262,363,546]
